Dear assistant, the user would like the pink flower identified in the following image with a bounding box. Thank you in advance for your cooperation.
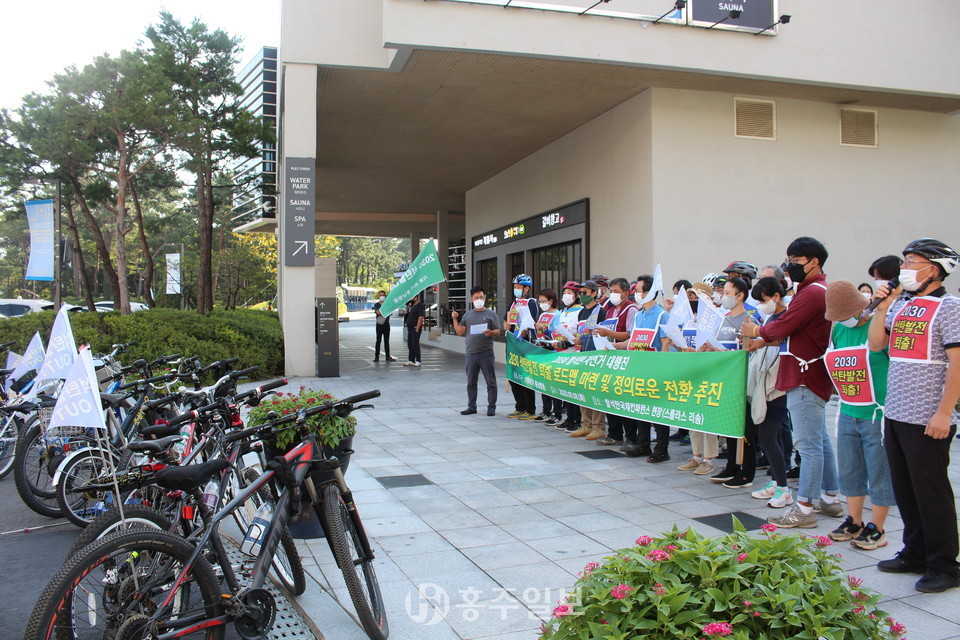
[848,575,863,588]
[853,591,869,602]
[665,544,678,551]
[887,617,906,637]
[737,553,747,562]
[652,583,666,596]
[816,536,833,548]
[752,612,761,617]
[760,523,778,533]
[611,583,634,600]
[552,604,571,618]
[601,618,608,624]
[743,600,751,608]
[853,605,865,615]
[635,535,653,547]
[646,549,671,562]
[702,621,734,636]
[582,561,600,575]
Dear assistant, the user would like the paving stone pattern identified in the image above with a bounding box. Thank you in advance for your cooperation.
[290,315,960,640]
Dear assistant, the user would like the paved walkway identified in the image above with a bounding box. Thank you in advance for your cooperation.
[291,316,960,640]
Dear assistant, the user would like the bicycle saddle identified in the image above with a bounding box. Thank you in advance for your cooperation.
[140,422,181,439]
[126,434,182,455]
[154,458,231,491]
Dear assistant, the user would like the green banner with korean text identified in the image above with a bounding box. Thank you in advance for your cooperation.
[506,333,747,437]
[378,240,446,318]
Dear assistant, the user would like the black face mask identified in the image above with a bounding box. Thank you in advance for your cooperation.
[784,262,808,285]
[689,300,699,314]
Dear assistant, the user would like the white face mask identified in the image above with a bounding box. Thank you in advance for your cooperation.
[899,267,930,293]
[539,301,550,312]
[874,279,888,290]
[513,288,523,298]
[634,292,645,304]
[784,277,793,291]
[757,300,777,316]
[562,293,576,307]
[472,298,485,309]
[711,292,723,306]
[608,292,622,306]
[839,316,861,328]
[378,296,385,302]
[720,295,738,310]
[862,292,872,300]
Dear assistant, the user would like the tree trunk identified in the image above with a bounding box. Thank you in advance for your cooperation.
[70,175,120,303]
[195,168,214,314]
[112,140,132,315]
[131,181,155,308]
[63,199,97,312]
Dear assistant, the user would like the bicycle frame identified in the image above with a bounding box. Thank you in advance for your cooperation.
[144,431,371,639]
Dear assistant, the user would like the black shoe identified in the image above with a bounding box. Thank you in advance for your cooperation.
[386,356,397,362]
[460,408,477,415]
[557,420,574,429]
[647,453,670,463]
[487,408,496,416]
[565,424,581,433]
[878,553,926,574]
[622,445,643,457]
[668,432,686,441]
[710,467,738,483]
[786,466,801,479]
[722,476,754,489]
[916,571,960,593]
[634,447,653,457]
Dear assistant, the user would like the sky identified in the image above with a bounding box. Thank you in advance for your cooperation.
[1,0,280,112]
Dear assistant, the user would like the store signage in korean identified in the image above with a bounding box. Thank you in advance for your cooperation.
[283,157,315,266]
[472,199,588,249]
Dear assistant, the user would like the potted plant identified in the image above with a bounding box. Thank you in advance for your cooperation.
[539,518,906,640]
[247,386,357,480]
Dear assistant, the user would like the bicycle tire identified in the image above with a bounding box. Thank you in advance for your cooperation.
[24,526,224,640]
[0,414,22,480]
[13,419,63,518]
[237,468,307,596]
[67,504,171,558]
[54,448,120,528]
[318,483,388,640]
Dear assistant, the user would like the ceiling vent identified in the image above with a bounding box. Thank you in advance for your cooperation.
[840,108,878,147]
[734,98,776,140]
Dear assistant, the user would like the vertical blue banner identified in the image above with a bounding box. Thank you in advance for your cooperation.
[25,199,55,281]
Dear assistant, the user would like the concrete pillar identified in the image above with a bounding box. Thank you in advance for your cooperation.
[278,63,318,376]
[436,211,449,309]
[409,232,419,263]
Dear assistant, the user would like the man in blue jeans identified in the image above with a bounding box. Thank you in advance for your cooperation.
[741,237,841,527]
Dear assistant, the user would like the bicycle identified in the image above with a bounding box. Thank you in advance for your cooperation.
[26,389,387,640]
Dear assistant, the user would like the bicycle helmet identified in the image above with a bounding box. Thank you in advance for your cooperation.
[702,273,720,287]
[512,273,533,286]
[562,280,581,292]
[902,238,959,276]
[723,261,758,281]
[590,274,609,287]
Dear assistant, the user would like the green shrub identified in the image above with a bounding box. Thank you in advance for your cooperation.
[0,309,284,379]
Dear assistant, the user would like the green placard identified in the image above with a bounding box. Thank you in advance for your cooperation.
[506,333,747,437]
[379,240,446,317]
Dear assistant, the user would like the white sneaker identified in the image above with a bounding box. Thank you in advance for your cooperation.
[693,460,715,475]
[413,362,422,367]
[767,486,794,509]
[751,481,776,500]
[403,361,415,366]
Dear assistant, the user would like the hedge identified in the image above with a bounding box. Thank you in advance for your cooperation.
[0,308,284,380]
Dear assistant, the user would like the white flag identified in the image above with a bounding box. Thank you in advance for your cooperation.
[7,332,45,392]
[638,262,663,305]
[669,286,694,327]
[36,305,78,383]
[166,252,182,295]
[48,347,105,431]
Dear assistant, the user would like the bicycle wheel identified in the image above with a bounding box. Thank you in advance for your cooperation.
[13,419,63,518]
[25,527,224,640]
[67,504,172,558]
[55,449,119,527]
[318,483,388,640]
[235,468,306,595]
[0,414,21,480]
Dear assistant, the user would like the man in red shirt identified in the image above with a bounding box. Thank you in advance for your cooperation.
[741,237,840,528]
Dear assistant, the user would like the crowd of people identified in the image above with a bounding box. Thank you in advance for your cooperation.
[448,235,960,594]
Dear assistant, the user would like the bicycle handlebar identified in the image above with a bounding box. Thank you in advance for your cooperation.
[234,378,287,403]
[201,357,239,374]
[144,393,180,411]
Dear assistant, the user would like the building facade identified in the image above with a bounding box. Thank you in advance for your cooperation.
[276,0,960,374]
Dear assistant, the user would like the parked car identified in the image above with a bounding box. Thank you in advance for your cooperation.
[93,300,150,312]
[0,299,83,318]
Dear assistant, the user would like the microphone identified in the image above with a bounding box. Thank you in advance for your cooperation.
[865,277,899,313]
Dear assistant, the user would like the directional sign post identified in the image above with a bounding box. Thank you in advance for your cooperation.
[283,157,316,267]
